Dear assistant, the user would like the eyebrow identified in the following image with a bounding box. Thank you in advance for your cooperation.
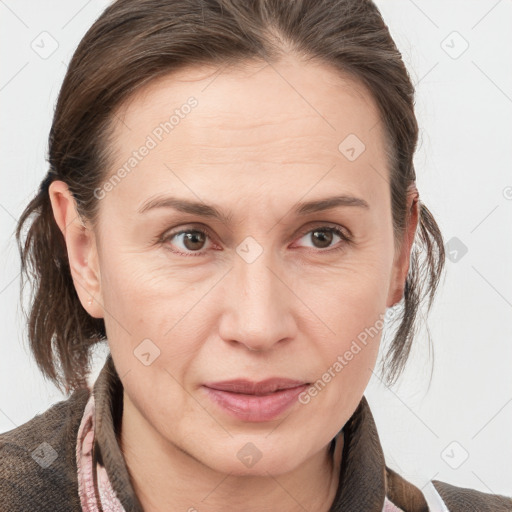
[137,194,369,222]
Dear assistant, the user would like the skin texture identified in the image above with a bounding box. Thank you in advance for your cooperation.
[49,55,419,511]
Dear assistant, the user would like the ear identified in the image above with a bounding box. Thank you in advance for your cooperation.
[48,180,103,319]
[386,183,420,308]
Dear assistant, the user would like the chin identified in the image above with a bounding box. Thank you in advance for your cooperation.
[196,437,307,477]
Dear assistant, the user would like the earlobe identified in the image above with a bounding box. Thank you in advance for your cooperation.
[48,180,103,319]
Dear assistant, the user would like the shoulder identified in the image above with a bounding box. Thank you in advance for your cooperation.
[431,478,512,512]
[0,387,90,512]
[385,466,512,512]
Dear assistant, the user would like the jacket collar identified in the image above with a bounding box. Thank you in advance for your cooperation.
[91,353,394,511]
[92,354,143,510]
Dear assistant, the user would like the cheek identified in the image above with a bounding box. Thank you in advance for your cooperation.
[307,252,392,334]
[98,243,181,320]
[304,283,386,424]
[304,250,393,388]
[97,247,204,373]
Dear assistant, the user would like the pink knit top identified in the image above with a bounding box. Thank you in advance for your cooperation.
[76,394,126,511]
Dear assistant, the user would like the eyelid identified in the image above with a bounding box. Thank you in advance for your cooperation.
[295,222,352,241]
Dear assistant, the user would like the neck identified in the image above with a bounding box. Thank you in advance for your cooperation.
[119,391,344,512]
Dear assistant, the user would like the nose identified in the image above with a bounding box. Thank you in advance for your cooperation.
[217,249,297,352]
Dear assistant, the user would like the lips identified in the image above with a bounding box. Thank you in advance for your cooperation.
[203,378,308,395]
[201,378,310,422]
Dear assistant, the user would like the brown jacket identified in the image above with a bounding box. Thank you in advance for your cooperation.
[1,354,511,511]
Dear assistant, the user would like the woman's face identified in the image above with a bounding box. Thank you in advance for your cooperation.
[75,57,415,475]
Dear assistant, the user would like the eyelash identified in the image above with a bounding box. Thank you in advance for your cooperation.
[158,224,352,257]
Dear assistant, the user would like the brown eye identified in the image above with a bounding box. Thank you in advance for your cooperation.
[310,229,334,249]
[161,224,350,257]
[181,230,207,251]
[295,226,350,252]
[163,228,211,255]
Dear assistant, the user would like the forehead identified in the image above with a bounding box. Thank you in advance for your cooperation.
[103,56,389,212]
[112,56,384,147]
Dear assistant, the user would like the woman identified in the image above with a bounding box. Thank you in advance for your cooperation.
[1,0,511,510]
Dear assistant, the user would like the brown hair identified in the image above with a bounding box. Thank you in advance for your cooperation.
[15,0,445,394]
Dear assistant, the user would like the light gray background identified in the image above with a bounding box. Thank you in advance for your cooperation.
[1,0,511,498]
